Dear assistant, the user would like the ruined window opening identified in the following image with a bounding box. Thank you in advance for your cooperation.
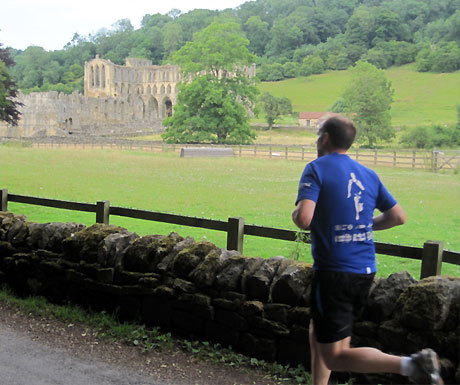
[95,65,100,87]
[102,65,106,88]
[91,67,95,87]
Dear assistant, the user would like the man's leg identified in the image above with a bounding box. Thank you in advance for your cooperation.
[318,337,402,374]
[309,320,331,385]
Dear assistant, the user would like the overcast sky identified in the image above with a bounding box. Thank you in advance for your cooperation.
[1,0,247,51]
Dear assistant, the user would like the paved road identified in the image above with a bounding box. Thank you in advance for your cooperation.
[0,326,165,385]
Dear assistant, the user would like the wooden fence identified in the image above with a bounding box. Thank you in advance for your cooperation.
[30,141,460,172]
[2,189,459,280]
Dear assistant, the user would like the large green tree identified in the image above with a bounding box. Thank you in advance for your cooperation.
[0,44,22,125]
[341,61,394,147]
[162,21,259,144]
[258,92,292,130]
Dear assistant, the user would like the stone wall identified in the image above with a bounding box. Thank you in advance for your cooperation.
[0,90,169,138]
[0,211,458,384]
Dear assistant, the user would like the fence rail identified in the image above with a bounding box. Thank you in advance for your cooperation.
[26,140,460,172]
[1,189,459,280]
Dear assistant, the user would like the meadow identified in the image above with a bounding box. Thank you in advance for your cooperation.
[1,144,459,279]
[259,64,460,128]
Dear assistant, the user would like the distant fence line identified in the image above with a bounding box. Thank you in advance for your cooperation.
[26,139,460,172]
[2,189,459,280]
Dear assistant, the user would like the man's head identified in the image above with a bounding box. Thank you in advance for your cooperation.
[316,116,356,157]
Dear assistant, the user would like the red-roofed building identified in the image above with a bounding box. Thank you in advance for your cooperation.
[298,111,342,129]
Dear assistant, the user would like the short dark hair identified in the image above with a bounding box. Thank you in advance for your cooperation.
[321,116,356,150]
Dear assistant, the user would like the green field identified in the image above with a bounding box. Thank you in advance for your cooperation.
[259,64,460,128]
[1,144,459,279]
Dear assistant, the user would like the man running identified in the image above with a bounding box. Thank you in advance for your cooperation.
[292,116,443,385]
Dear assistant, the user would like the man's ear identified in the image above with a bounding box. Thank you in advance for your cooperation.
[321,132,330,146]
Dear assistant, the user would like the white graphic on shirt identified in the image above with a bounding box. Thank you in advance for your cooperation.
[347,172,365,220]
[334,226,373,243]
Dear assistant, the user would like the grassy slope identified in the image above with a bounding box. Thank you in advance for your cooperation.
[258,64,460,127]
[1,145,459,278]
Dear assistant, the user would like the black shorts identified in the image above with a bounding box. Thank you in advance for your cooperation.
[311,270,375,344]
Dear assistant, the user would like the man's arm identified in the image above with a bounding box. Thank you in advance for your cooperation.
[292,199,316,230]
[373,203,406,231]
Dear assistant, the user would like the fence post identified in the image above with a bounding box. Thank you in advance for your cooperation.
[432,150,438,172]
[393,151,397,167]
[269,146,272,159]
[285,146,288,159]
[420,241,443,279]
[96,200,110,225]
[227,217,245,254]
[302,147,305,161]
[0,189,7,211]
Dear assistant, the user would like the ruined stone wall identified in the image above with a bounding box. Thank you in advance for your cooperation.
[0,56,180,138]
[1,212,458,384]
[0,90,170,138]
[84,56,180,103]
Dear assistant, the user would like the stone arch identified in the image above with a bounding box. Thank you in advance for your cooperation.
[128,85,132,95]
[148,97,159,119]
[174,85,178,94]
[134,97,145,120]
[166,84,171,94]
[153,85,157,95]
[160,85,165,95]
[146,85,151,95]
[161,96,173,118]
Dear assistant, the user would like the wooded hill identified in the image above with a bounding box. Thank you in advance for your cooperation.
[5,0,460,94]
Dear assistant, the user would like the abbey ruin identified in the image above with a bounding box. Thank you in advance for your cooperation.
[0,56,181,138]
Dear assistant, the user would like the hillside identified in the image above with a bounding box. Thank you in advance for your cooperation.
[7,0,460,95]
[259,64,460,127]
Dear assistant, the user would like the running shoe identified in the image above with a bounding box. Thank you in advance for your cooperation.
[409,348,443,384]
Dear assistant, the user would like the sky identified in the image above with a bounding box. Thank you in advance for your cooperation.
[1,0,247,51]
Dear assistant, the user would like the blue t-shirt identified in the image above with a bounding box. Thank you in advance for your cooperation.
[295,153,397,274]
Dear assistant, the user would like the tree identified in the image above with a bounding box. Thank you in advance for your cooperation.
[258,92,292,130]
[283,62,299,78]
[342,61,394,147]
[301,55,325,74]
[244,16,270,56]
[163,22,184,58]
[162,21,259,144]
[257,63,284,81]
[0,44,22,125]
